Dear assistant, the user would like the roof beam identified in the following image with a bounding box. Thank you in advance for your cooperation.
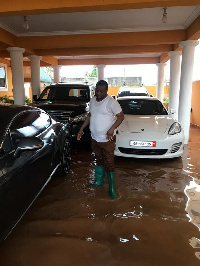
[160,53,169,63]
[0,59,11,66]
[18,30,186,50]
[186,15,200,40]
[41,56,58,66]
[0,28,17,47]
[58,57,159,65]
[0,1,199,16]
[35,44,173,56]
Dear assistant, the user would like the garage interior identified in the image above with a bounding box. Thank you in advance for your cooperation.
[0,1,200,265]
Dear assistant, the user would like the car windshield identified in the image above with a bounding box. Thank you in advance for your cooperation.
[118,99,168,115]
[118,91,148,97]
[39,87,90,101]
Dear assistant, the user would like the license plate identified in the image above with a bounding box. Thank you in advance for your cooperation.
[130,141,156,147]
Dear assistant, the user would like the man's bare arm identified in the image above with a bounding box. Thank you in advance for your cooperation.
[77,113,91,141]
[106,111,124,141]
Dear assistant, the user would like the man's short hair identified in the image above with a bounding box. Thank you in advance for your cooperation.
[96,80,108,91]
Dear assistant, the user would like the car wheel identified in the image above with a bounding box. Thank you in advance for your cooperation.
[58,138,71,176]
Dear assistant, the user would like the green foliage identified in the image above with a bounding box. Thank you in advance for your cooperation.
[0,95,14,104]
[85,66,97,78]
[163,97,169,105]
[0,95,32,104]
[25,97,32,104]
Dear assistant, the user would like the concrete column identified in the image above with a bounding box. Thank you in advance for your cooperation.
[156,63,166,102]
[6,47,25,105]
[28,55,42,97]
[97,64,106,80]
[53,65,60,83]
[178,40,199,144]
[168,51,182,120]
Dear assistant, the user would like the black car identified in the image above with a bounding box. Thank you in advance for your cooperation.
[0,105,71,243]
[32,83,94,142]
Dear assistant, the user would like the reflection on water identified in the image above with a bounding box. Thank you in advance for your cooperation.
[185,177,200,261]
[0,127,200,266]
[113,208,143,219]
[189,237,200,260]
[119,238,129,243]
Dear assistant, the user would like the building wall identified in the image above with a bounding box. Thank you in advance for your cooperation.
[190,80,200,127]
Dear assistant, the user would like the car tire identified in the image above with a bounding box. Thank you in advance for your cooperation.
[57,138,71,176]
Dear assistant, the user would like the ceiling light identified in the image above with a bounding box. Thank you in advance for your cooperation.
[162,7,167,23]
[23,16,29,30]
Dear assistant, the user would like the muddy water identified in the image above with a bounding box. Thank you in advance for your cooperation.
[0,127,200,266]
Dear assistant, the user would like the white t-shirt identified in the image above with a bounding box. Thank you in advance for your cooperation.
[89,95,122,142]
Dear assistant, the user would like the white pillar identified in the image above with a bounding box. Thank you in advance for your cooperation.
[24,83,30,98]
[28,55,42,97]
[156,63,166,102]
[178,40,199,144]
[168,51,182,120]
[97,64,106,81]
[6,47,25,105]
[53,65,60,83]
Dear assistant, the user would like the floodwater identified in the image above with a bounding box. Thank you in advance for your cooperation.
[0,127,200,266]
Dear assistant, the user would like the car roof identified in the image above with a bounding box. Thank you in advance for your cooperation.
[46,83,92,88]
[0,104,40,148]
[117,96,158,101]
[118,86,148,93]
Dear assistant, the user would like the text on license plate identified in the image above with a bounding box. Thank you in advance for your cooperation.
[130,141,156,147]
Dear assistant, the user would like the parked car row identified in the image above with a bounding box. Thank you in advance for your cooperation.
[0,83,184,243]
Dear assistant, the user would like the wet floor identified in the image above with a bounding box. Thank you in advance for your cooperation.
[0,127,200,266]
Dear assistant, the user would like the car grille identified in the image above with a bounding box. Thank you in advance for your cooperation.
[47,110,71,123]
[118,147,168,155]
[170,142,182,153]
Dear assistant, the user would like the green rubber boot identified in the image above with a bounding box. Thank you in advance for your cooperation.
[107,172,117,198]
[91,165,105,186]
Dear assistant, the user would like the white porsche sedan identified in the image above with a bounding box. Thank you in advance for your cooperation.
[115,96,184,159]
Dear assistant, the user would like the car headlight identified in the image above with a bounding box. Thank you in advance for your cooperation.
[168,122,181,135]
[73,113,88,123]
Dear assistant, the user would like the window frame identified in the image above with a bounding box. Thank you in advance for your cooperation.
[0,63,8,91]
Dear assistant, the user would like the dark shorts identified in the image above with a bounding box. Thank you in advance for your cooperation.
[91,136,116,172]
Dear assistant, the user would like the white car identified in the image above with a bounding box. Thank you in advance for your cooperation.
[115,96,184,159]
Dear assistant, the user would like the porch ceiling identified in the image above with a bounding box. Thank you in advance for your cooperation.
[0,1,199,66]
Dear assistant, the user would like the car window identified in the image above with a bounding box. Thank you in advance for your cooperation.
[39,87,89,101]
[10,110,51,146]
[118,99,168,115]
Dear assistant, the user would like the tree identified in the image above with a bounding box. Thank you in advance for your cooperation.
[44,66,53,79]
[85,66,97,78]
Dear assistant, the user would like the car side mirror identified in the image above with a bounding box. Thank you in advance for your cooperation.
[111,95,116,99]
[169,108,176,115]
[33,95,38,101]
[14,137,44,158]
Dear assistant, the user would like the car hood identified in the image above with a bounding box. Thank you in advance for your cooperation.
[31,102,87,117]
[118,115,174,133]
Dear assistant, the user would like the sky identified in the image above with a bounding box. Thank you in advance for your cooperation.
[60,41,200,85]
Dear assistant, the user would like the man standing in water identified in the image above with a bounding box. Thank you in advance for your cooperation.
[77,80,124,198]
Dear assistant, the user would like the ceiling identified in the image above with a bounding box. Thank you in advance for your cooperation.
[0,1,200,67]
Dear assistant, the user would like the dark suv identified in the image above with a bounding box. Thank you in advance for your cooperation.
[32,83,94,142]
